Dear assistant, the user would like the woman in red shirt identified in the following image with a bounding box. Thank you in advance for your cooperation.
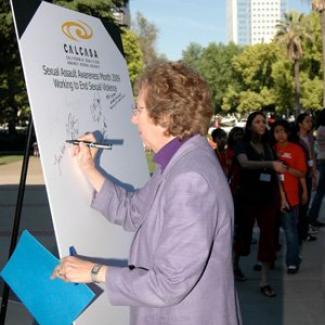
[273,119,307,274]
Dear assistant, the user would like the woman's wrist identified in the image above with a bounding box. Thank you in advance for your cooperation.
[91,264,108,283]
[85,168,105,192]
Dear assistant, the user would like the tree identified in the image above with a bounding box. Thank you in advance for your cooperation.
[182,42,242,112]
[271,59,295,114]
[132,12,159,67]
[232,43,280,91]
[226,43,281,113]
[182,42,203,70]
[54,0,125,22]
[0,0,135,134]
[300,73,323,109]
[307,0,325,106]
[0,0,28,134]
[121,28,143,85]
[275,12,311,116]
[199,43,242,112]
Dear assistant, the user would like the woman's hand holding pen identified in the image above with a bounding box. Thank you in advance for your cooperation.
[72,133,98,172]
[72,133,105,192]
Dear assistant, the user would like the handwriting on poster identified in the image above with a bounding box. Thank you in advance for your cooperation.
[42,65,121,92]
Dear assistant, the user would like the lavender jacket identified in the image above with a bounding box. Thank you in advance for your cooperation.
[92,135,242,325]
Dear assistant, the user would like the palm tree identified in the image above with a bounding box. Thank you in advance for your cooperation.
[310,0,325,106]
[275,12,309,116]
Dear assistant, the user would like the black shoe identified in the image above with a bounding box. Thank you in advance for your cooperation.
[309,225,319,234]
[305,234,317,242]
[234,268,247,281]
[311,220,325,228]
[253,263,262,271]
[260,285,276,297]
[287,265,299,274]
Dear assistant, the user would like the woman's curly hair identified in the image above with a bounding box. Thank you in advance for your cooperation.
[135,62,213,139]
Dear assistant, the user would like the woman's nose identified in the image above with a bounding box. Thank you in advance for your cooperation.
[131,114,137,125]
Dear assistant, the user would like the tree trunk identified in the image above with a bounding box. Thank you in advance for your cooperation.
[7,118,17,135]
[294,60,301,117]
[321,10,325,107]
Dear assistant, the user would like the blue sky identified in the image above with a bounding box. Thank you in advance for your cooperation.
[130,0,311,60]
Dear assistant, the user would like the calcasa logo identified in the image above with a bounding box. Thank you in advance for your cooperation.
[61,21,93,41]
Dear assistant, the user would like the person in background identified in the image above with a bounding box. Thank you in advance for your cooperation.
[296,113,318,242]
[52,62,242,325]
[233,111,287,297]
[308,108,325,228]
[211,127,228,174]
[272,119,307,274]
[226,127,244,196]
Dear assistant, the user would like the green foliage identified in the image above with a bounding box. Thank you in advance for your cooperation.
[221,85,239,112]
[300,74,323,109]
[301,12,322,77]
[0,1,27,134]
[274,11,313,115]
[275,11,308,62]
[132,12,159,67]
[182,42,242,112]
[237,91,264,112]
[0,0,144,134]
[232,43,281,91]
[145,150,156,174]
[223,43,281,113]
[121,28,143,85]
[272,59,295,113]
[182,42,204,70]
[54,0,123,22]
[0,155,22,166]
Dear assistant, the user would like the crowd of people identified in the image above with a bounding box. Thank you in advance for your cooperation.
[211,109,325,298]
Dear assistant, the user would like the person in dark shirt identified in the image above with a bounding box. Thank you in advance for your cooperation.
[211,128,228,174]
[233,111,287,297]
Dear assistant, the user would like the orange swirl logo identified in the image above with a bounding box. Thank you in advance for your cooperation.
[61,21,93,41]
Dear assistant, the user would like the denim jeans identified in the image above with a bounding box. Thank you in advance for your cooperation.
[281,205,300,267]
[309,160,325,223]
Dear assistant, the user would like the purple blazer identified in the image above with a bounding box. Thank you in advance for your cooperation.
[92,135,242,325]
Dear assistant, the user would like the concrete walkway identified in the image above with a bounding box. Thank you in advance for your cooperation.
[0,157,325,324]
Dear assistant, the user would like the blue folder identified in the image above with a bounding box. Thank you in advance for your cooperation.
[0,230,95,325]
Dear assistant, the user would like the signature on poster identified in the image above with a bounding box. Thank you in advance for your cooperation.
[90,92,109,138]
[109,92,126,110]
[54,113,80,175]
[66,112,79,140]
[53,143,66,175]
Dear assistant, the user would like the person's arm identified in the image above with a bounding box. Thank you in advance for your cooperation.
[310,136,318,190]
[286,166,305,178]
[299,177,308,205]
[278,180,289,211]
[237,153,287,173]
[52,172,218,307]
[105,172,219,307]
[286,145,308,179]
[73,133,149,232]
[51,257,108,283]
[72,133,105,192]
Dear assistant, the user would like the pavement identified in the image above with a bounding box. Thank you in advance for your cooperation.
[0,156,325,325]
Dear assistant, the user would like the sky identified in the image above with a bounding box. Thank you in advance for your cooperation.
[130,0,312,60]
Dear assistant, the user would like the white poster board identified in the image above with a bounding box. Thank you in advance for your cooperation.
[10,1,149,324]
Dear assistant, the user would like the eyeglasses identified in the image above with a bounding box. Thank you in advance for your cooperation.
[132,105,144,116]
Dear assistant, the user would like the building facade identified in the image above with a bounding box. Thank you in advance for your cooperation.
[227,0,287,45]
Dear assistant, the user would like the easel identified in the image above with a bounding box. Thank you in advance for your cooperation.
[0,115,34,324]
